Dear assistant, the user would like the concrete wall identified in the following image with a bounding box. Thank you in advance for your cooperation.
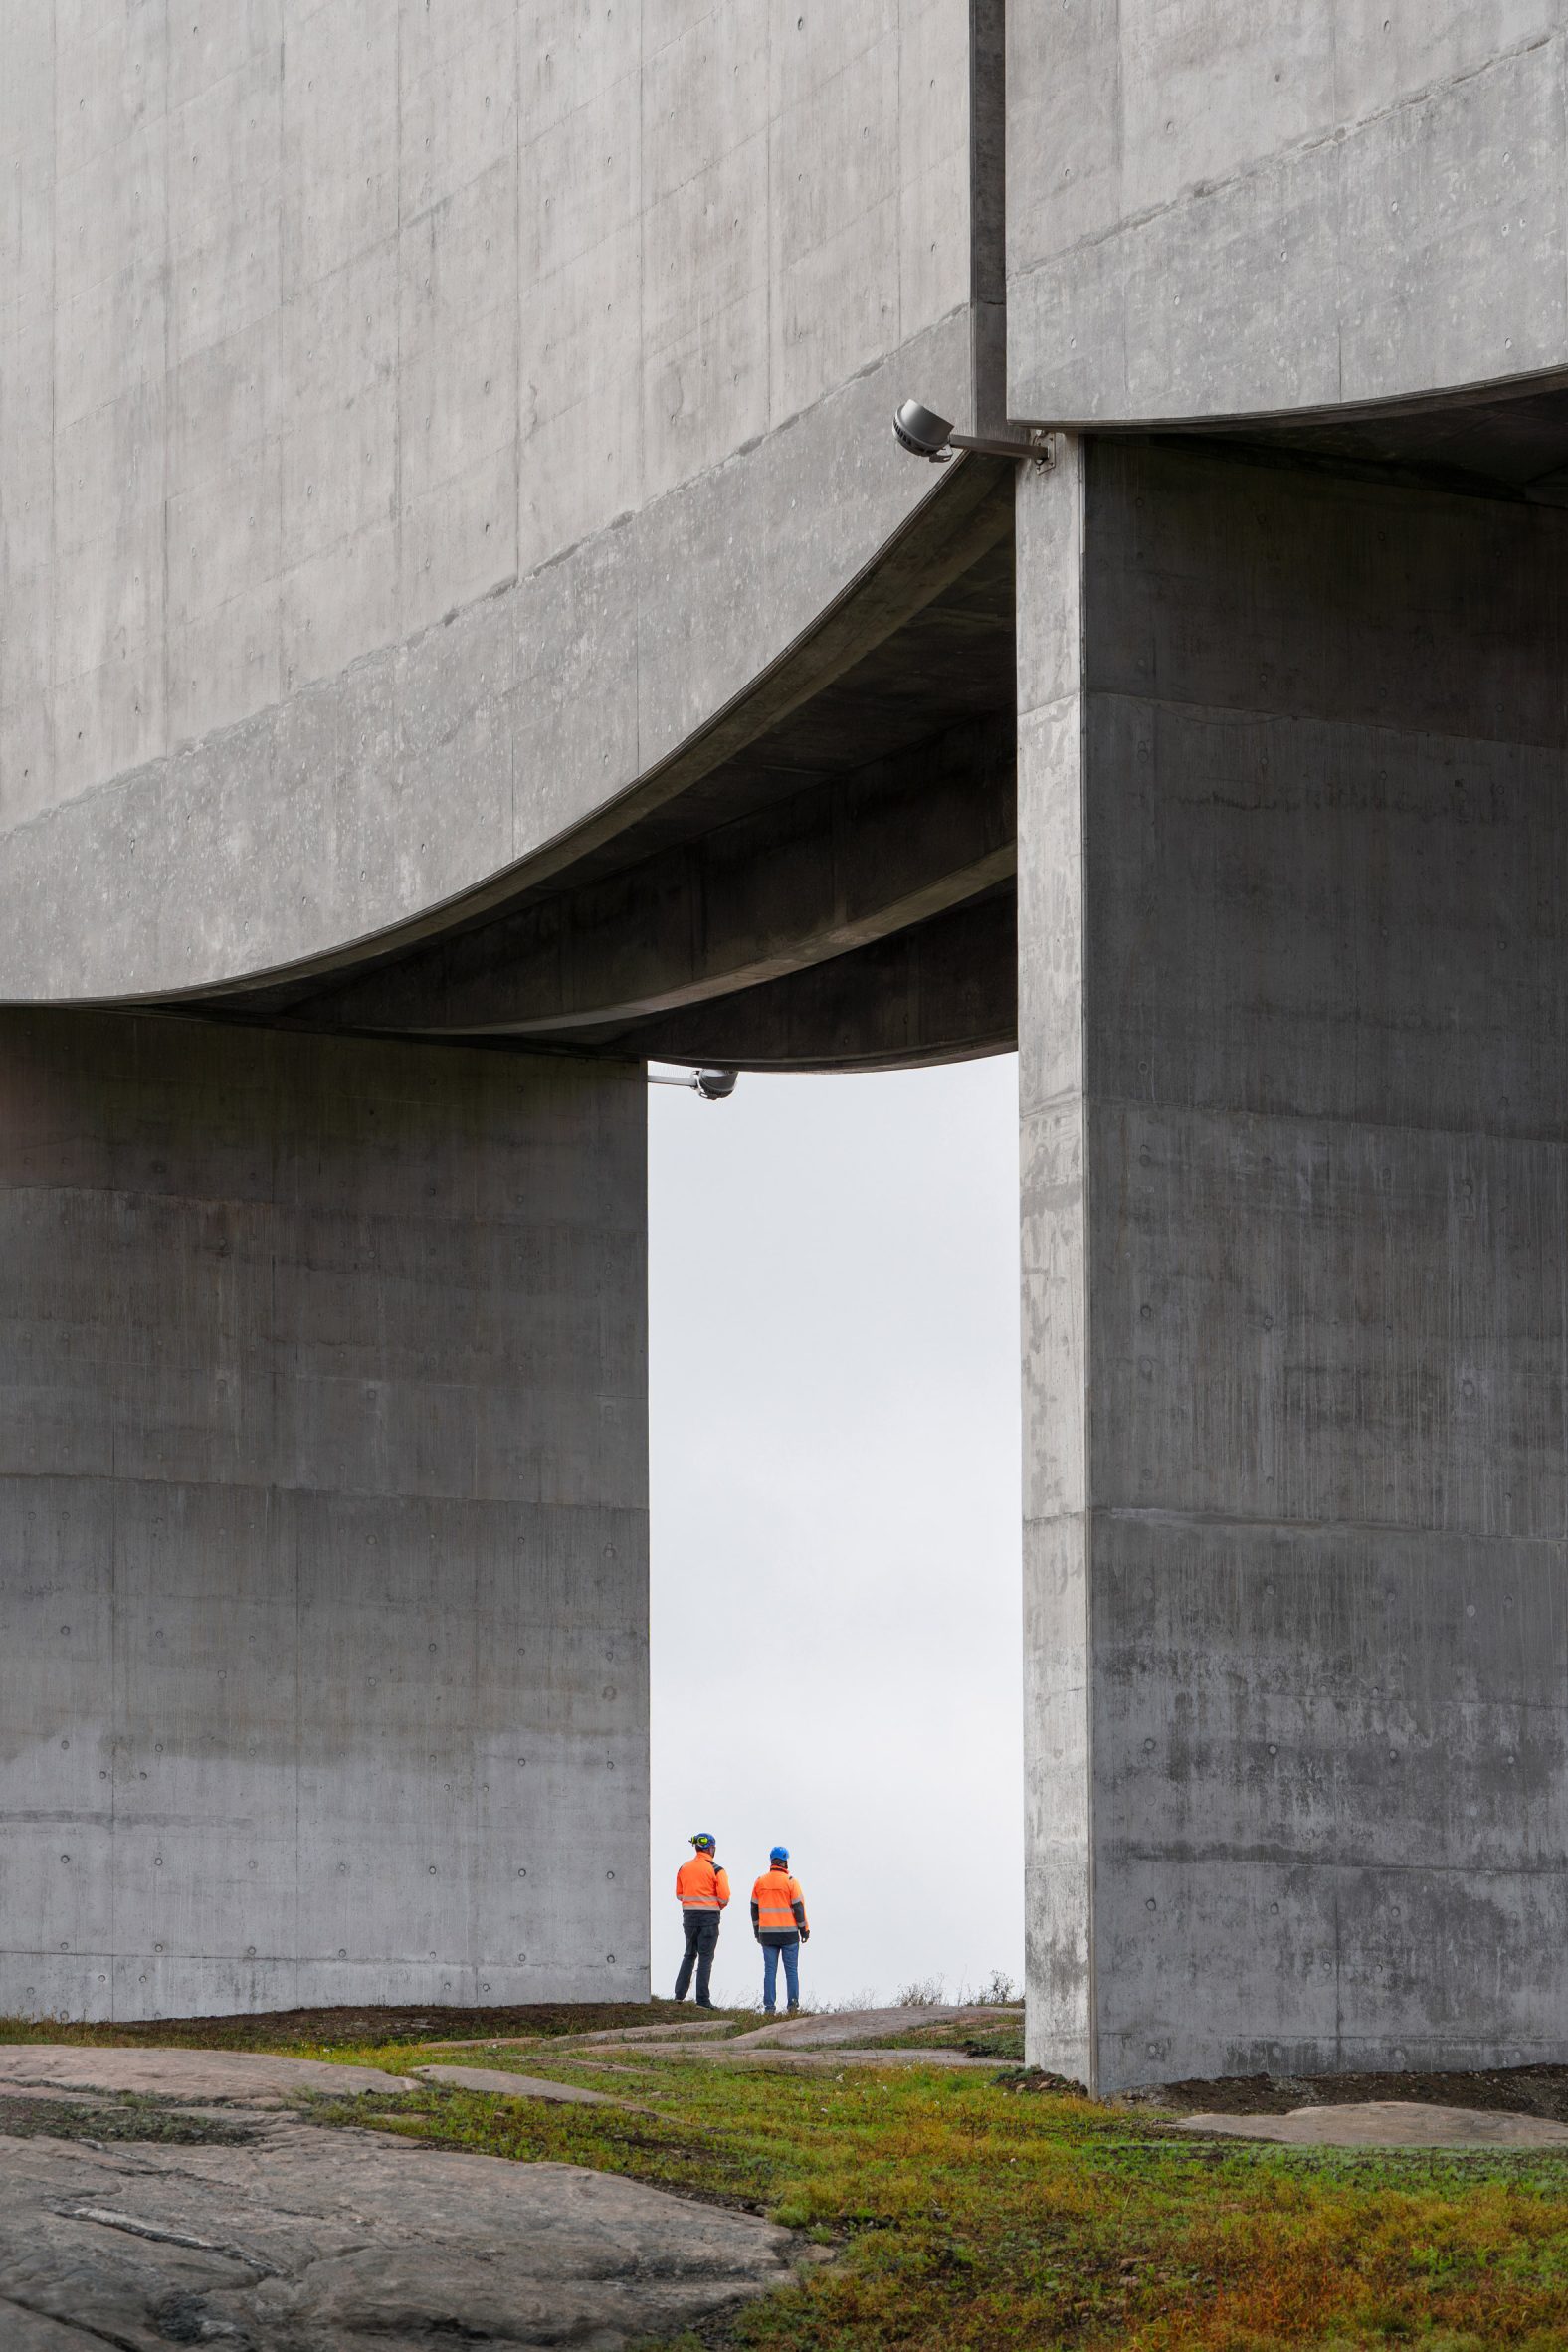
[1020,437,1568,2090]
[1008,2,1568,424]
[0,1010,648,2018]
[0,0,977,998]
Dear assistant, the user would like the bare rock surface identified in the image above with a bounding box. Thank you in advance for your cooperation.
[573,2020,737,2043]
[0,2103,804,2348]
[426,2021,734,2053]
[665,2045,1006,2072]
[0,2046,412,2104]
[729,2005,1012,2048]
[414,2063,651,2111]
[1176,2101,1568,2150]
[1127,2059,1568,2126]
[609,2006,1021,2069]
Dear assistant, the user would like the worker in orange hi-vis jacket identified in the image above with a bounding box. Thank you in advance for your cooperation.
[674,1833,730,2008]
[750,1845,810,2015]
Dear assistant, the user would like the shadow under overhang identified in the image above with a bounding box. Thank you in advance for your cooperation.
[209,461,1024,1074]
[171,371,1568,1076]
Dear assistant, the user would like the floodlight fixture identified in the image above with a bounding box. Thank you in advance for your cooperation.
[647,1066,739,1101]
[893,398,1056,467]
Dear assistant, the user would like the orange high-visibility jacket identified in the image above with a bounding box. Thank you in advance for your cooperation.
[676,1854,730,1911]
[750,1868,808,1934]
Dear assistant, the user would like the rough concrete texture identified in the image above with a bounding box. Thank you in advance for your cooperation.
[1019,438,1568,2093]
[1177,2104,1568,2151]
[0,2048,412,2103]
[0,1009,649,2020]
[1007,4,1568,423]
[5,0,1565,2129]
[0,0,979,994]
[0,2111,804,2348]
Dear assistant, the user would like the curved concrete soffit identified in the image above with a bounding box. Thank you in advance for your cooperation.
[1016,361,1568,443]
[211,450,1011,1003]
[278,708,1016,1042]
[0,323,1003,1008]
[615,890,1017,1074]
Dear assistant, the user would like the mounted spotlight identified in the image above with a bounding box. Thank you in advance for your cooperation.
[893,398,1056,467]
[647,1066,739,1101]
[893,399,959,458]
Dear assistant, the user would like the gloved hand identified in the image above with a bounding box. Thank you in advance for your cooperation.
[800,1927,811,1943]
[753,1930,762,1944]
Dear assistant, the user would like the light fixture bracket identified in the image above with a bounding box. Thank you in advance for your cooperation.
[892,398,1057,468]
[948,429,1058,466]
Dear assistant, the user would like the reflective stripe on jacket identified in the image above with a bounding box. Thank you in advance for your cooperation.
[750,1868,807,1933]
[676,1856,730,1911]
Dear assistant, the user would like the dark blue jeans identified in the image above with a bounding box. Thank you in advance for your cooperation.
[676,1910,720,2003]
[761,1934,800,2012]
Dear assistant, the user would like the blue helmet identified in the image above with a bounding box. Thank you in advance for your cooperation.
[769,1845,789,1864]
[690,1833,715,1853]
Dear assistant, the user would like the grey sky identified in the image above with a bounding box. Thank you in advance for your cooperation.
[648,1054,1023,2009]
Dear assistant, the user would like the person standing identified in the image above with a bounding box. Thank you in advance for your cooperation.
[750,1845,810,2015]
[674,1833,729,2007]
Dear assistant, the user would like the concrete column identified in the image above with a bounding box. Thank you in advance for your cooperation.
[0,1012,648,2021]
[1019,439,1568,2093]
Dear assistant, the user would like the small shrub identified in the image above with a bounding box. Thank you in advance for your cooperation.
[968,1967,1021,2006]
[896,1975,947,2007]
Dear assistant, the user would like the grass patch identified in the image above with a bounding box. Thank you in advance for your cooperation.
[10,2008,1567,2346]
[305,2053,1568,2349]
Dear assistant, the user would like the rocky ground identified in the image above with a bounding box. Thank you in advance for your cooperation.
[5,2011,1568,2345]
[1125,2058,1568,2145]
[0,2046,811,2351]
[1169,2099,1568,2149]
[1129,2058,1568,2124]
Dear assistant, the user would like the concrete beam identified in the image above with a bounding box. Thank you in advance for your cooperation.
[283,718,1014,1040]
[621,888,1016,1073]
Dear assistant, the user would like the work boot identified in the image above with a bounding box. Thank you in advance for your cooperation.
[696,1997,714,2009]
[787,2003,800,2016]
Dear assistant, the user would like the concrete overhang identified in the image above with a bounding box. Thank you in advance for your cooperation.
[183,370,1568,1077]
[1019,368,1568,499]
[194,462,1023,1075]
